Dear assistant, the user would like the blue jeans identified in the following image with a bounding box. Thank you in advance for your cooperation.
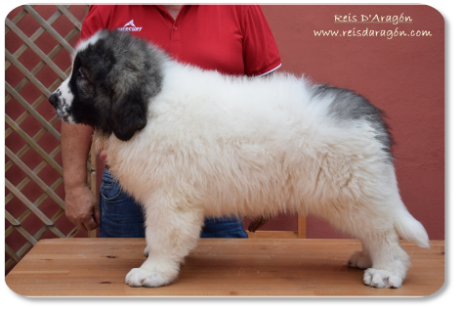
[99,169,248,238]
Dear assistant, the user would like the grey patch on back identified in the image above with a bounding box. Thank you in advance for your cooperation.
[313,84,394,160]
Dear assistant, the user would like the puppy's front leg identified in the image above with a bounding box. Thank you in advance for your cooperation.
[125,194,204,287]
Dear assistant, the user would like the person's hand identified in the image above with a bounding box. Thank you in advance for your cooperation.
[64,186,100,231]
[248,216,269,232]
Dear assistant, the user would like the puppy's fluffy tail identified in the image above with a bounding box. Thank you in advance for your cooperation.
[394,209,430,248]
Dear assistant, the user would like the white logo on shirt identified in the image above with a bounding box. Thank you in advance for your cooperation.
[118,20,143,32]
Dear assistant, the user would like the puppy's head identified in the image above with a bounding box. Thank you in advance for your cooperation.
[49,30,165,141]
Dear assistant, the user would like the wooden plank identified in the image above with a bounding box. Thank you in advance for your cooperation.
[90,141,98,171]
[6,7,27,35]
[5,115,63,175]
[5,179,54,227]
[87,170,98,238]
[5,144,61,205]
[5,165,62,206]
[87,141,98,238]
[5,83,61,140]
[5,238,444,297]
[5,245,22,263]
[6,27,78,108]
[9,6,66,61]
[6,225,53,271]
[5,18,68,81]
[5,51,54,96]
[5,211,21,226]
[297,215,307,238]
[56,5,83,31]
[8,223,39,246]
[32,176,63,207]
[5,4,88,271]
[246,230,297,239]
[22,5,75,54]
[6,147,64,209]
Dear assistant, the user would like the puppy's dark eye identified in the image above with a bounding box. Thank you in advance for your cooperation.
[78,67,86,79]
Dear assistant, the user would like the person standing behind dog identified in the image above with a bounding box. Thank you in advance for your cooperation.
[61,5,281,237]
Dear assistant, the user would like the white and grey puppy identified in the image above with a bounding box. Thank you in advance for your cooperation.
[50,30,429,289]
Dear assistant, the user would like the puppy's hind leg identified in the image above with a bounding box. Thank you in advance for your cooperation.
[360,227,410,288]
[336,205,409,288]
[326,196,411,287]
[360,197,429,288]
[125,193,204,288]
[348,243,372,269]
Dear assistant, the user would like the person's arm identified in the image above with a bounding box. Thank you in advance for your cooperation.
[61,122,100,231]
[60,5,108,231]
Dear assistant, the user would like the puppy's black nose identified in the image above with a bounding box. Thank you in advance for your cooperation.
[49,93,59,107]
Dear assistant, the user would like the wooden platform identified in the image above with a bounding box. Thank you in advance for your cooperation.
[5,238,444,297]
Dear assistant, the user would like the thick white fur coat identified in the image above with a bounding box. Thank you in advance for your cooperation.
[97,62,428,288]
[98,62,415,238]
[101,64,380,218]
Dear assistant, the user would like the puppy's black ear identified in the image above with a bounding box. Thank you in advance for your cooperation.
[96,30,162,141]
[110,91,147,141]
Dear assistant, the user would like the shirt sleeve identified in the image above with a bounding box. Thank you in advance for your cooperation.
[80,5,110,40]
[242,5,282,77]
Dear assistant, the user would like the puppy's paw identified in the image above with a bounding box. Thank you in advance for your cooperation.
[363,268,403,288]
[125,268,173,288]
[348,250,372,269]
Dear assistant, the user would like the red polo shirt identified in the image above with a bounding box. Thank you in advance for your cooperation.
[80,5,281,76]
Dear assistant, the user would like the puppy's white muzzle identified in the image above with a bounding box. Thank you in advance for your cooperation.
[49,79,76,124]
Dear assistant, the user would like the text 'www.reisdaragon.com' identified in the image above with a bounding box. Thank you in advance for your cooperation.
[313,28,433,39]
